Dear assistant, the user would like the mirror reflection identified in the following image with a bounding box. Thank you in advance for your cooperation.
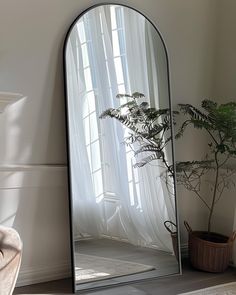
[64,4,180,291]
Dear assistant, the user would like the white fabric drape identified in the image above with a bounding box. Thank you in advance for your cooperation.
[66,5,176,252]
[66,31,100,239]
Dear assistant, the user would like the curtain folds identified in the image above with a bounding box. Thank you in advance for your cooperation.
[66,5,176,252]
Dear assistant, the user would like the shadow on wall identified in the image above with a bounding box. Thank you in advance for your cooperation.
[26,37,67,165]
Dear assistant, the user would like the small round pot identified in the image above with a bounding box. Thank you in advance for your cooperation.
[184,221,236,273]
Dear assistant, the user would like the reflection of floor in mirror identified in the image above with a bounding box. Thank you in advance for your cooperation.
[74,238,179,286]
[74,253,155,283]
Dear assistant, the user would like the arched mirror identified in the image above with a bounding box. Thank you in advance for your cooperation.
[64,4,181,292]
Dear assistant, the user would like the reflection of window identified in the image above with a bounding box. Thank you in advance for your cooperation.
[110,6,126,95]
[76,19,104,203]
[110,6,141,207]
[76,5,141,207]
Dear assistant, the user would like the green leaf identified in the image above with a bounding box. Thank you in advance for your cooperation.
[134,152,164,168]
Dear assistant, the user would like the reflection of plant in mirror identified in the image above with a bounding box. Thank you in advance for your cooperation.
[99,92,177,177]
[175,100,236,234]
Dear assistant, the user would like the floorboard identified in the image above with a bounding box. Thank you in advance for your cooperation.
[76,238,177,268]
[74,238,179,290]
[14,260,236,294]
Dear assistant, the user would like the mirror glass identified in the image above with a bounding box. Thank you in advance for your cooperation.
[64,4,181,292]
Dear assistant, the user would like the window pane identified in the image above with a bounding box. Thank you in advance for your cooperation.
[105,61,111,88]
[91,141,101,171]
[86,145,92,169]
[126,153,133,182]
[112,30,120,57]
[81,43,89,68]
[99,11,104,34]
[118,29,125,55]
[77,21,86,44]
[84,67,93,91]
[84,116,90,145]
[118,84,125,94]
[115,7,123,29]
[90,112,99,142]
[102,35,108,60]
[114,57,124,84]
[83,97,89,117]
[93,170,103,197]
[129,182,134,206]
[87,91,96,113]
[110,6,117,30]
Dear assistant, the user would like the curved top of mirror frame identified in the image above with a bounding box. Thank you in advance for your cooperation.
[64,3,169,57]
[63,3,172,108]
[63,3,181,293]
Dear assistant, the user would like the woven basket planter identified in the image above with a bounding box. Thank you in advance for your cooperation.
[164,220,179,261]
[184,221,236,272]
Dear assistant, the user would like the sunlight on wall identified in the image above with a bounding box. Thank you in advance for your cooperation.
[0,190,20,227]
[0,93,26,226]
[5,97,28,163]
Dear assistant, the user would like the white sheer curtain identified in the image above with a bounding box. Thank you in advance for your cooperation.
[66,30,100,239]
[66,5,176,252]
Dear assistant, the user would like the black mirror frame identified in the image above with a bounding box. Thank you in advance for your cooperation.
[63,3,182,293]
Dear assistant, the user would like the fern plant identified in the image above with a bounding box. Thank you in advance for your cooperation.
[176,99,236,234]
[100,95,236,235]
[99,92,177,177]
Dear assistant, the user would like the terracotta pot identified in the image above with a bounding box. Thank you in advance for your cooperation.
[184,221,236,272]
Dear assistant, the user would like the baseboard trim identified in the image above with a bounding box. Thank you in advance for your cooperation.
[16,261,72,287]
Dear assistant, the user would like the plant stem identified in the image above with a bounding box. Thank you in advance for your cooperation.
[162,155,173,177]
[182,171,211,211]
[207,152,219,233]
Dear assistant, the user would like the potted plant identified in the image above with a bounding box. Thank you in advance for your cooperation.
[100,92,179,258]
[176,99,236,272]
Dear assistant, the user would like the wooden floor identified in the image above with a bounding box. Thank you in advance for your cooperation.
[73,238,179,291]
[75,238,178,268]
[14,259,236,294]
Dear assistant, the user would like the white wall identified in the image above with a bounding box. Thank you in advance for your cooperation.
[213,0,236,100]
[0,165,71,286]
[212,0,236,261]
[0,0,226,285]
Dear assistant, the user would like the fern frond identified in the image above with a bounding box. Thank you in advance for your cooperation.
[99,108,118,119]
[175,120,191,139]
[175,160,214,173]
[132,92,145,99]
[116,93,133,99]
[134,152,164,168]
[134,145,162,156]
